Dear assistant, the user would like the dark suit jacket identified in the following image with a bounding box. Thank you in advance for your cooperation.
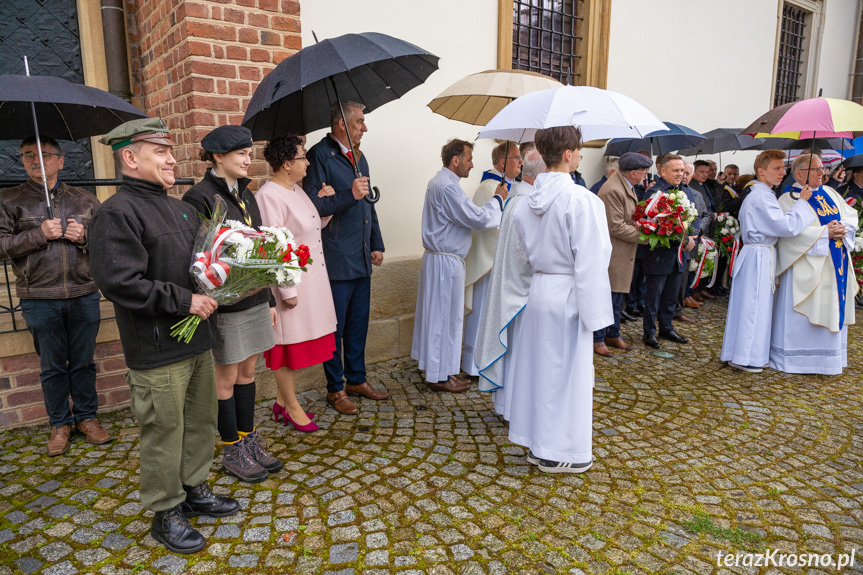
[640,177,692,276]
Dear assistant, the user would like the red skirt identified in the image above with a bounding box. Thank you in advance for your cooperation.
[264,333,336,371]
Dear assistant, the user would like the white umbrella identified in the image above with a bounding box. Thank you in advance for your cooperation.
[477,85,665,143]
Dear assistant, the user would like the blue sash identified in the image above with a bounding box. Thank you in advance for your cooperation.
[804,187,849,328]
[480,170,511,191]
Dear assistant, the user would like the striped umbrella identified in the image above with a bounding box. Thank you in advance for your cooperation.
[741,97,863,140]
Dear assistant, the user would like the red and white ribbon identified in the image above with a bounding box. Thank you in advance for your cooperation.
[728,237,741,274]
[192,251,230,290]
[690,237,718,289]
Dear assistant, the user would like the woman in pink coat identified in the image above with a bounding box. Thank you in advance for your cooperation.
[257,135,338,432]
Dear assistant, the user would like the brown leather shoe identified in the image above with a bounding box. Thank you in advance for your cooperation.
[47,425,72,457]
[345,381,391,400]
[326,390,358,414]
[593,342,612,357]
[604,336,632,351]
[427,376,470,393]
[76,418,112,445]
[450,374,471,385]
[674,314,696,324]
[698,290,717,300]
[684,297,703,308]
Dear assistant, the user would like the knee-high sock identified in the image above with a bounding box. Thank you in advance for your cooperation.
[217,396,239,443]
[234,381,256,434]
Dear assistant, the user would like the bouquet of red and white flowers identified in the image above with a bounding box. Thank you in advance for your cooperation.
[714,212,741,270]
[632,187,698,249]
[171,197,311,343]
[688,237,719,288]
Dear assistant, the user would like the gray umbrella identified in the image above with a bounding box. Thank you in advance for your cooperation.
[676,128,762,155]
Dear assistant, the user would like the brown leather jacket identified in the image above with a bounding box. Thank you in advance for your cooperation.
[0,180,100,299]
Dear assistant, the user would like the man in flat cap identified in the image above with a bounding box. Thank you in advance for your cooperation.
[89,118,239,554]
[0,135,109,456]
[593,152,652,356]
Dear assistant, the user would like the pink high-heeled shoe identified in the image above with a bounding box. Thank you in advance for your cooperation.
[272,402,315,425]
[283,410,319,432]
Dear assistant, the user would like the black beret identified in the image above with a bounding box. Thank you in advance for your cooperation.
[201,125,254,154]
[619,152,653,171]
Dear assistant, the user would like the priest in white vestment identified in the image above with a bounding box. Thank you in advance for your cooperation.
[475,149,546,421]
[770,154,858,375]
[411,139,506,392]
[462,141,521,376]
[508,126,612,474]
[720,150,814,373]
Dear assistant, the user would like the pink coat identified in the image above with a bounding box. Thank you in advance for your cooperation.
[256,181,337,345]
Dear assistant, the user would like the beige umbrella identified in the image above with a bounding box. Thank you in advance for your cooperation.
[428,69,563,126]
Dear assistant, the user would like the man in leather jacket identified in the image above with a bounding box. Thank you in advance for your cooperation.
[89,118,239,555]
[0,135,110,457]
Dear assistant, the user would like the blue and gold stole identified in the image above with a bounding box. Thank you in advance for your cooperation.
[803,186,849,328]
[480,170,511,191]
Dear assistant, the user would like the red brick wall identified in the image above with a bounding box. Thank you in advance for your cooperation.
[0,341,130,430]
[123,0,302,190]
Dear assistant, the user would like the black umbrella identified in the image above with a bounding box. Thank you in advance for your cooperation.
[842,154,863,169]
[676,128,762,155]
[242,32,439,203]
[604,122,705,157]
[746,136,855,151]
[0,58,147,218]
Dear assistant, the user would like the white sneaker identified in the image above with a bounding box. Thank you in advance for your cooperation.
[526,450,540,465]
[728,362,763,373]
[538,459,593,474]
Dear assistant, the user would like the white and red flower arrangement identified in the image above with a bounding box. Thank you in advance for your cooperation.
[714,212,741,272]
[171,198,311,343]
[632,187,698,252]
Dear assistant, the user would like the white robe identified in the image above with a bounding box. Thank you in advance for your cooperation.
[719,183,814,367]
[462,172,508,375]
[473,181,533,418]
[770,184,859,374]
[411,167,502,383]
[507,172,613,464]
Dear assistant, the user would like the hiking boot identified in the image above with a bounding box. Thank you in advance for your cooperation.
[222,440,268,483]
[243,432,283,473]
[151,504,205,554]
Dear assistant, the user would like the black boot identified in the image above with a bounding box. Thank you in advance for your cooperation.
[181,482,241,518]
[151,505,206,554]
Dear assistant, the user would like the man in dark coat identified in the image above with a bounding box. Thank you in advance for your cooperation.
[89,118,239,555]
[640,155,696,349]
[305,101,390,415]
[0,135,109,456]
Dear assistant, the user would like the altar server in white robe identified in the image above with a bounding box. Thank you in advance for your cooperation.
[475,148,546,420]
[508,126,612,474]
[411,139,507,392]
[770,153,859,375]
[462,141,521,376]
[720,150,814,373]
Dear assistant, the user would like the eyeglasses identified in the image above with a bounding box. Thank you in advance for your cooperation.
[801,167,825,173]
[18,152,62,161]
[292,155,306,161]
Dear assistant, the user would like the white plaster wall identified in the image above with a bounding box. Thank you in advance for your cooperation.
[817,0,860,99]
[300,0,500,259]
[600,0,858,177]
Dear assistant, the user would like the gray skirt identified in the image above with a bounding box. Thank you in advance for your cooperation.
[212,302,275,365]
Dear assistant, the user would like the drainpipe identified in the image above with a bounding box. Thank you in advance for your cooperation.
[852,0,863,104]
[100,0,132,101]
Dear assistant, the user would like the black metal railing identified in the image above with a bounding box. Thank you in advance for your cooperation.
[775,3,807,107]
[512,0,585,86]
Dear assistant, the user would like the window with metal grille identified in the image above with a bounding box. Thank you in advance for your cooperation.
[512,0,585,86]
[774,3,808,106]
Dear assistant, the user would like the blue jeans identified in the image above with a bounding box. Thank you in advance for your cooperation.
[594,292,626,341]
[20,292,101,427]
[324,277,371,393]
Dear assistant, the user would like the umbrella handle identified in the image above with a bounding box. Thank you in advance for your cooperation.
[365,185,380,204]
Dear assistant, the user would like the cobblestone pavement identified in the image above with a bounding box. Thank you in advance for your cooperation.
[1,299,863,574]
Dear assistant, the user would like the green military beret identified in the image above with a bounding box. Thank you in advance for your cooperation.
[99,117,176,150]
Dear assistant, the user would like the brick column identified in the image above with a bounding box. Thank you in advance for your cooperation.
[123,0,302,191]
